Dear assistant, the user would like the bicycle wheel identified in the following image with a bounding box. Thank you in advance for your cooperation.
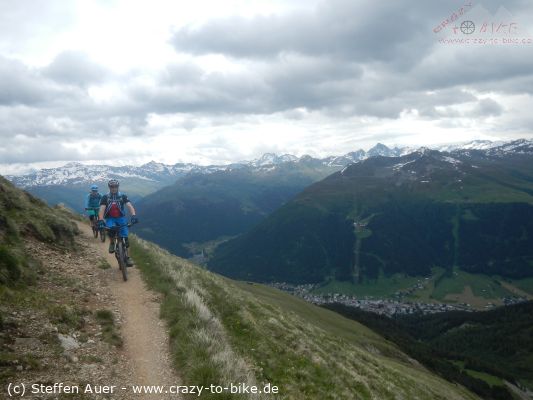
[116,240,128,281]
[91,219,98,238]
[100,229,106,242]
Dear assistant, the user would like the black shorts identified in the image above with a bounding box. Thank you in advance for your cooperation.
[89,215,96,221]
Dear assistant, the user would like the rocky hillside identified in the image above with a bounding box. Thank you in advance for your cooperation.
[0,176,145,397]
[0,176,78,287]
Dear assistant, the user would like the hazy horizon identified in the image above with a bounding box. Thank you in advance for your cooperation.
[3,137,530,177]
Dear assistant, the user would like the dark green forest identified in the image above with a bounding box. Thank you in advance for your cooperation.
[136,164,334,257]
[323,301,533,400]
[209,151,533,284]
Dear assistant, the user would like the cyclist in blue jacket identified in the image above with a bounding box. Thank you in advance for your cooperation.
[85,185,102,222]
[97,179,138,266]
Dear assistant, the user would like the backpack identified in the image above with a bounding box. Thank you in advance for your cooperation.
[103,193,127,218]
[87,193,101,208]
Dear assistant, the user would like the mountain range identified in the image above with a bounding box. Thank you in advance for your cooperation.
[135,160,339,257]
[5,139,523,220]
[208,140,533,291]
[7,139,512,188]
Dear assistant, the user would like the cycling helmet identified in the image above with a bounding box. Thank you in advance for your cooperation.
[108,179,119,188]
[90,184,98,191]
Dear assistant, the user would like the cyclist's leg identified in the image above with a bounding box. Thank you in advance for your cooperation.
[117,216,133,266]
[117,216,129,243]
[106,217,116,253]
[89,213,96,227]
[88,209,98,226]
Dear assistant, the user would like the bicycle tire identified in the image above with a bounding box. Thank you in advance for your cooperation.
[90,219,98,238]
[117,240,128,281]
[100,229,106,242]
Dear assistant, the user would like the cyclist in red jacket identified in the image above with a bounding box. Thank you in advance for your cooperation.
[98,179,138,266]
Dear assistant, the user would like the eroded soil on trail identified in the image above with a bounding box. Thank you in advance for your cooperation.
[1,222,181,399]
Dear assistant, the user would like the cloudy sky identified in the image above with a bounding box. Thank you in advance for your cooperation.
[1,0,533,174]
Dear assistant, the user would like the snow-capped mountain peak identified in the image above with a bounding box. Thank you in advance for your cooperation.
[251,153,299,166]
[6,139,532,188]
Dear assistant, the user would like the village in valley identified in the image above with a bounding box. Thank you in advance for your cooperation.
[269,282,529,317]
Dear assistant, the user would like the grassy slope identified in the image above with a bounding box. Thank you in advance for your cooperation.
[312,274,421,297]
[0,176,82,381]
[130,236,479,400]
[0,176,79,287]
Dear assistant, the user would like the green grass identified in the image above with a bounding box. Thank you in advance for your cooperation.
[430,174,533,204]
[130,236,480,400]
[233,280,397,349]
[431,271,513,303]
[451,361,505,387]
[0,352,41,379]
[47,304,86,333]
[98,259,111,270]
[95,309,123,348]
[0,177,78,290]
[509,277,533,296]
[465,370,505,388]
[312,273,421,298]
[182,235,237,258]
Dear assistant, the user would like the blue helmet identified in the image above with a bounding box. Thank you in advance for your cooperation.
[90,184,98,191]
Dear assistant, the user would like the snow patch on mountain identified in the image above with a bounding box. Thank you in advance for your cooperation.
[392,160,416,171]
[6,139,532,188]
[441,156,462,165]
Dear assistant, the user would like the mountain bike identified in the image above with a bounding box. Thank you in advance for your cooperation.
[104,222,137,282]
[85,208,100,238]
[86,208,106,242]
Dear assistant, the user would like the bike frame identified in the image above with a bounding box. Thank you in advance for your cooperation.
[103,222,136,281]
[85,207,101,238]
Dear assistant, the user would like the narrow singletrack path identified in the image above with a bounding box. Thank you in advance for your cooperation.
[78,222,181,399]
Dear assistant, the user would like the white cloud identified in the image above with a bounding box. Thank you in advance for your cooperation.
[0,0,532,171]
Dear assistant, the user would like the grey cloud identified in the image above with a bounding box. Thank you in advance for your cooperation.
[0,136,147,164]
[43,51,110,86]
[132,55,363,115]
[473,98,503,117]
[263,56,363,111]
[0,140,87,164]
[170,0,452,64]
[0,54,113,111]
[283,108,307,120]
[0,57,50,105]
[413,45,533,94]
[166,0,533,119]
[171,0,527,65]
[159,62,204,85]
[0,86,148,144]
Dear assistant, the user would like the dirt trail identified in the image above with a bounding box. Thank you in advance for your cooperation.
[78,222,181,399]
